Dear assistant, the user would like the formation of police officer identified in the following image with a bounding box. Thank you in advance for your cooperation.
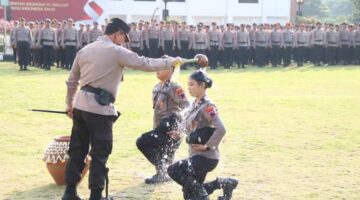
[126,20,360,68]
[9,17,106,71]
[9,18,360,70]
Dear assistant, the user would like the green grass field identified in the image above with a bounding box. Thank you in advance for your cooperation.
[0,62,360,200]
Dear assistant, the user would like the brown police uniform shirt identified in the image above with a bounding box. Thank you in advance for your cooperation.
[66,36,175,116]
[152,80,190,128]
[185,95,226,160]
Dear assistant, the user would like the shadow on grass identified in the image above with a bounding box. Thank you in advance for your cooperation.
[111,183,156,200]
[4,184,64,200]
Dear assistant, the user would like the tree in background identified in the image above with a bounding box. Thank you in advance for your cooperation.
[301,0,356,24]
[302,0,329,18]
[352,0,360,22]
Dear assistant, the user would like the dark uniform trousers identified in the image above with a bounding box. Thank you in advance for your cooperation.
[65,45,77,69]
[297,46,307,66]
[340,44,351,65]
[149,39,159,58]
[255,46,266,67]
[12,46,17,63]
[17,41,31,69]
[326,45,337,65]
[131,47,141,56]
[237,47,248,68]
[163,40,173,56]
[142,41,149,57]
[283,46,293,67]
[223,47,233,69]
[209,45,219,69]
[270,45,281,67]
[168,155,219,199]
[180,41,190,59]
[136,129,181,167]
[355,45,360,64]
[42,45,54,69]
[313,44,323,66]
[65,109,114,190]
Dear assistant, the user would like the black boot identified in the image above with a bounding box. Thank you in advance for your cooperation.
[190,183,209,200]
[89,189,103,200]
[145,164,171,184]
[217,178,238,200]
[62,185,83,200]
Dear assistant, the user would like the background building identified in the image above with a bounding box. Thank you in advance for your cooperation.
[109,0,292,25]
[0,0,293,25]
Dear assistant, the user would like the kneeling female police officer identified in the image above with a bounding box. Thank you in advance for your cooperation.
[167,70,238,200]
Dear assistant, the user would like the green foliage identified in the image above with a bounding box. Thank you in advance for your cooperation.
[302,0,356,23]
[1,63,360,199]
[352,0,360,22]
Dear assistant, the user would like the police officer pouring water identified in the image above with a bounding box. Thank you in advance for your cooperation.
[62,18,181,200]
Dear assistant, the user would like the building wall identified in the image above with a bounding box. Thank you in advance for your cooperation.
[107,0,291,25]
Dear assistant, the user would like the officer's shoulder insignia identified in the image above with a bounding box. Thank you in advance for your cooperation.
[205,105,218,118]
[175,87,186,98]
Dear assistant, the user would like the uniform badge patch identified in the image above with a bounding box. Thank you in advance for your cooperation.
[206,106,218,117]
[176,88,186,98]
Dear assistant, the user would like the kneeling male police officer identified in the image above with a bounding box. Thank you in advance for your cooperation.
[62,18,181,200]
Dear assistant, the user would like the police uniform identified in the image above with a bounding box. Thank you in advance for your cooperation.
[269,28,282,67]
[168,95,237,200]
[255,27,269,67]
[178,25,191,62]
[236,27,250,68]
[136,80,189,184]
[281,29,295,67]
[148,24,160,58]
[62,24,79,69]
[14,22,33,70]
[326,27,340,65]
[354,28,360,65]
[295,28,310,67]
[249,26,256,65]
[10,26,18,64]
[193,25,208,60]
[222,26,235,69]
[89,26,103,43]
[63,18,177,200]
[37,21,57,70]
[311,27,326,66]
[162,27,175,56]
[142,24,150,57]
[339,27,353,65]
[207,25,221,69]
[129,27,143,56]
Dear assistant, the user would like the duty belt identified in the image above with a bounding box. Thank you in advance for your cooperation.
[81,85,115,104]
[131,41,140,43]
[315,40,323,42]
[328,41,337,44]
[196,42,205,44]
[298,41,306,44]
[285,41,293,44]
[341,39,349,42]
[210,40,219,42]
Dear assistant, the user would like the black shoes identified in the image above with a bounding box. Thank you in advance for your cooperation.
[61,193,84,200]
[183,183,209,200]
[217,178,238,200]
[145,172,171,184]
